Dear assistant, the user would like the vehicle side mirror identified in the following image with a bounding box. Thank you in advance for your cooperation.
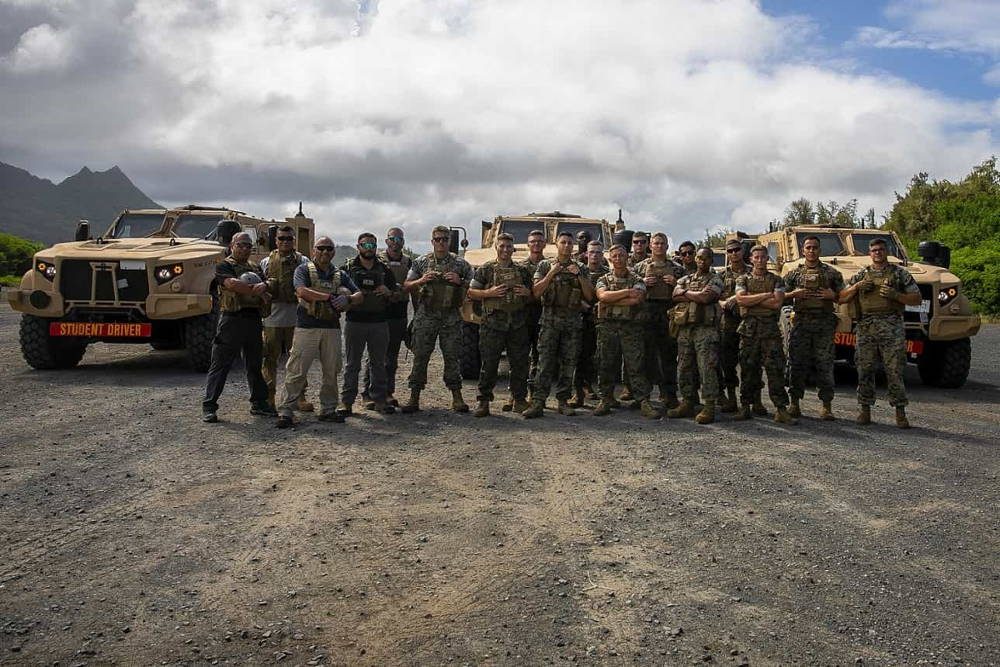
[449,229,460,255]
[216,219,241,246]
[918,240,950,268]
[267,225,278,251]
[75,220,90,242]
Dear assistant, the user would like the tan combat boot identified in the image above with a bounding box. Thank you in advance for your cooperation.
[662,392,679,410]
[567,388,586,408]
[856,405,871,425]
[719,387,738,413]
[788,398,801,418]
[667,400,696,419]
[451,388,469,413]
[695,399,716,424]
[557,399,577,416]
[592,398,613,416]
[618,387,634,402]
[895,406,911,429]
[774,406,796,424]
[400,390,421,413]
[512,397,531,413]
[640,399,662,419]
[751,395,769,417]
[297,395,314,412]
[501,398,514,412]
[522,401,544,419]
[733,403,752,420]
[820,401,835,421]
[474,400,490,418]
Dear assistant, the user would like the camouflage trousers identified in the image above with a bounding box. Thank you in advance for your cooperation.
[597,319,650,401]
[477,321,531,402]
[262,325,305,405]
[738,317,788,408]
[573,314,598,392]
[533,312,582,402]
[856,313,908,407]
[677,324,720,402]
[787,311,837,402]
[719,322,741,391]
[643,302,677,396]
[526,305,542,392]
[406,309,463,391]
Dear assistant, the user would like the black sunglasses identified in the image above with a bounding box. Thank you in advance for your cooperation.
[387,236,404,243]
[679,250,694,256]
[277,236,295,242]
[315,246,335,252]
[726,248,741,254]
[432,237,450,242]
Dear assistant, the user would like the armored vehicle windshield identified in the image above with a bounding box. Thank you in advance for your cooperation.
[499,220,545,243]
[555,221,607,244]
[792,231,846,256]
[109,212,164,238]
[172,213,225,239]
[849,232,904,258]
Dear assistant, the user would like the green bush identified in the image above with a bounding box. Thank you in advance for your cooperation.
[0,232,43,277]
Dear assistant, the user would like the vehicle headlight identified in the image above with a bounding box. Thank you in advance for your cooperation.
[938,286,959,306]
[154,264,184,284]
[36,261,56,280]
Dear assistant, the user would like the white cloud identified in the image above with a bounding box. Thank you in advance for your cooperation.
[855,0,1000,54]
[1,22,71,72]
[0,0,996,250]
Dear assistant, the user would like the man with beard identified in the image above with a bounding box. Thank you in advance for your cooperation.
[339,232,400,416]
[523,232,594,418]
[467,232,534,416]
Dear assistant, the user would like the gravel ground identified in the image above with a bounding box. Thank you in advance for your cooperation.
[0,304,997,665]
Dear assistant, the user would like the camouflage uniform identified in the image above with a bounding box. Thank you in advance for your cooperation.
[520,256,544,394]
[532,258,590,403]
[735,271,789,409]
[674,270,724,403]
[405,252,472,391]
[259,250,308,405]
[595,270,650,401]
[846,265,919,407]
[784,262,844,402]
[718,262,750,395]
[574,264,608,397]
[635,257,686,399]
[470,261,534,402]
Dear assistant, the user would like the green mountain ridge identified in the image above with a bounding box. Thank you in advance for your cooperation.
[0,162,162,245]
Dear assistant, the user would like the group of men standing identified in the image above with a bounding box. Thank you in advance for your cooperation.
[201,224,921,430]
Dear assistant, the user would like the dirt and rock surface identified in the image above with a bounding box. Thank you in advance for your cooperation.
[0,303,997,665]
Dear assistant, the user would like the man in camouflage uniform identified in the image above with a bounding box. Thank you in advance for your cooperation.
[466,233,534,416]
[593,245,661,418]
[259,225,311,411]
[840,238,922,428]
[676,241,698,275]
[569,240,608,407]
[523,232,595,418]
[401,226,473,413]
[627,231,650,268]
[717,239,749,412]
[668,247,723,424]
[521,229,547,398]
[784,235,844,420]
[202,232,274,423]
[634,232,685,408]
[733,245,794,423]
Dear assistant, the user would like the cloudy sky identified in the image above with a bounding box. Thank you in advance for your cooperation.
[1,0,998,251]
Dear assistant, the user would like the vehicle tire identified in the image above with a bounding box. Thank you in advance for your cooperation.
[19,314,87,369]
[185,307,219,372]
[461,322,480,380]
[918,338,971,388]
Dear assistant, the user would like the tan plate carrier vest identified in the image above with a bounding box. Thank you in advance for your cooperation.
[219,257,270,316]
[542,261,583,313]
[267,250,302,303]
[483,264,526,314]
[420,255,465,310]
[298,262,342,321]
[739,272,780,318]
[794,265,835,313]
[597,272,638,320]
[857,268,905,316]
[672,272,720,327]
[643,261,675,301]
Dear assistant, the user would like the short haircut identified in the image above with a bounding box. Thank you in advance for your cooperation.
[496,232,514,242]
[432,225,450,236]
[678,240,696,250]
[587,240,604,249]
[750,244,768,255]
[357,232,376,243]
[386,227,403,238]
[697,247,714,258]
[650,232,668,243]
[608,244,627,254]
[632,231,648,241]
[801,235,820,247]
[869,237,887,248]
[278,225,294,234]
[528,229,545,238]
[557,231,574,241]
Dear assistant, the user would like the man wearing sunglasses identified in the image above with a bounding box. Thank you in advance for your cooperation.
[361,228,411,409]
[627,231,650,268]
[717,239,750,413]
[339,232,400,416]
[202,232,274,423]
[676,241,698,275]
[401,226,473,413]
[260,225,311,412]
[275,237,361,428]
[840,237,921,428]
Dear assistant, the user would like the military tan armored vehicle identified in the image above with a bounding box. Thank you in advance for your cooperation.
[7,204,315,371]
[748,225,980,387]
[458,211,621,378]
